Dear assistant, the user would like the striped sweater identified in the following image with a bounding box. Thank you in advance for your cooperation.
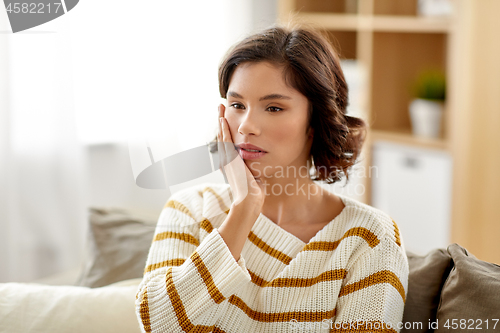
[135,183,409,332]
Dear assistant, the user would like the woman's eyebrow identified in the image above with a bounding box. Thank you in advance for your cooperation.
[227,91,292,101]
[259,93,292,101]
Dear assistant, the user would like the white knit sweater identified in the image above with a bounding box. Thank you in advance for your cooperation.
[135,183,409,333]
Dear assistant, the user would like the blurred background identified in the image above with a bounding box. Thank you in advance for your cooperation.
[0,0,499,283]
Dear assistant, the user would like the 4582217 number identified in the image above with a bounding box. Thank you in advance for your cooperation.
[6,3,62,14]
[443,319,499,330]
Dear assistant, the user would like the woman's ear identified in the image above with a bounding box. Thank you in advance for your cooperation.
[307,126,314,139]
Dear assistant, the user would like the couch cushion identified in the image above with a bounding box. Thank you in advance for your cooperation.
[435,243,500,332]
[76,208,157,288]
[401,249,453,332]
[0,280,142,333]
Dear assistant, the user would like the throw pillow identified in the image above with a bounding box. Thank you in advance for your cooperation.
[76,207,157,288]
[435,243,500,332]
[401,249,453,333]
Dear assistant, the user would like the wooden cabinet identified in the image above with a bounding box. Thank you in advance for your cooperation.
[278,0,500,263]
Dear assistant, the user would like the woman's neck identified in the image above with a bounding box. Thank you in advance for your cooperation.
[259,175,328,227]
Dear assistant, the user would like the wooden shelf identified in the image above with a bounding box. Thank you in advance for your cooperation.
[279,0,500,265]
[371,16,452,33]
[295,13,452,33]
[369,129,449,151]
[296,13,359,31]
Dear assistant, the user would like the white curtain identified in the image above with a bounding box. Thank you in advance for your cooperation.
[0,0,276,282]
[0,14,88,282]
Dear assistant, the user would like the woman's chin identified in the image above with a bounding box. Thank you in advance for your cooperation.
[245,163,265,178]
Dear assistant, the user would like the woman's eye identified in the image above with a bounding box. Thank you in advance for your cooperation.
[230,103,282,113]
[267,106,283,113]
[230,103,244,109]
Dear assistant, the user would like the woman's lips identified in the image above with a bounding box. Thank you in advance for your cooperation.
[237,143,267,152]
[237,147,267,160]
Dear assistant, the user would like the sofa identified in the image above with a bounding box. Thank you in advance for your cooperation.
[1,208,499,333]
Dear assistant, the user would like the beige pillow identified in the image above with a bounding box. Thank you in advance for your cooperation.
[76,208,157,288]
[402,249,453,333]
[0,280,142,333]
[435,244,500,332]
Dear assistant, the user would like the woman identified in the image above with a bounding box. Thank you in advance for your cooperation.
[135,25,409,332]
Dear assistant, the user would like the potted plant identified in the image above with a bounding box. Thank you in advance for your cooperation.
[417,0,453,17]
[409,69,446,138]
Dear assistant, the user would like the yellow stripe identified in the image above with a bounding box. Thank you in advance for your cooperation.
[330,320,398,333]
[144,258,186,274]
[228,295,336,322]
[164,200,195,220]
[164,265,338,327]
[165,265,338,330]
[166,268,336,326]
[200,214,372,266]
[147,260,345,289]
[392,219,401,247]
[153,231,199,246]
[139,288,152,333]
[302,227,380,252]
[146,259,345,289]
[165,267,226,332]
[201,186,229,213]
[164,206,380,265]
[190,251,226,304]
[248,231,293,265]
[200,218,214,233]
[339,270,406,303]
[249,269,347,288]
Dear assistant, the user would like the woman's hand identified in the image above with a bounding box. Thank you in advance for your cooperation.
[217,104,265,215]
[217,103,265,261]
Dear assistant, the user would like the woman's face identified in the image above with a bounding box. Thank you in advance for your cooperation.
[225,61,313,179]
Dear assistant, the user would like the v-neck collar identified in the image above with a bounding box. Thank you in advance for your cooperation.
[252,193,353,250]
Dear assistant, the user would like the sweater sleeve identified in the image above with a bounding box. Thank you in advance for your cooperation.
[331,235,409,333]
[134,197,252,333]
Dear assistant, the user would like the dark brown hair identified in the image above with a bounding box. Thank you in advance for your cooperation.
[214,24,367,184]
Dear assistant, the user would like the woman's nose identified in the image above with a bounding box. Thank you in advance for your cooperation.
[238,109,261,136]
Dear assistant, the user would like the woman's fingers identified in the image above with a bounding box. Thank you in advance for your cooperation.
[217,105,223,142]
[217,105,226,179]
[218,108,249,204]
[219,103,225,118]
[220,104,229,146]
[219,105,237,163]
[216,103,263,207]
[218,103,225,141]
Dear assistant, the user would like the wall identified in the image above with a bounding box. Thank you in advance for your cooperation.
[86,143,169,220]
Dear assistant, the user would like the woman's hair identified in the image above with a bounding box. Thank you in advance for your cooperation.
[213,24,367,184]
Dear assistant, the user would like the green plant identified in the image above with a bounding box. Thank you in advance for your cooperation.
[412,69,446,101]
